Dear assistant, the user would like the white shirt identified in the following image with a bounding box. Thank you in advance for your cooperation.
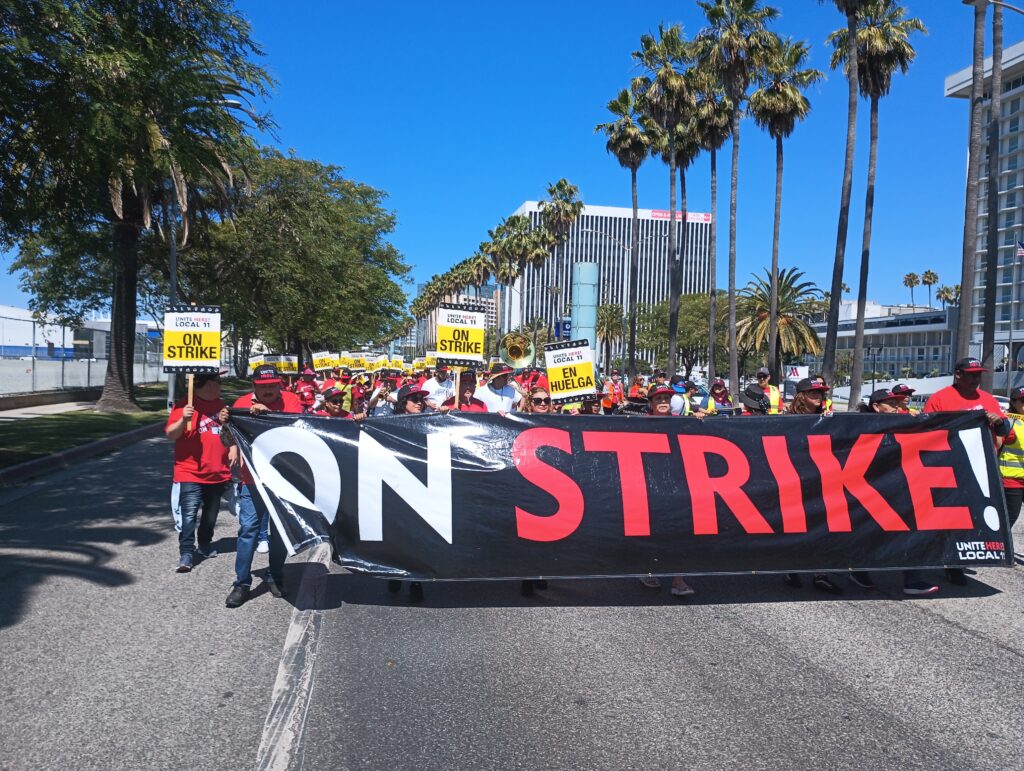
[423,377,454,409]
[474,383,521,413]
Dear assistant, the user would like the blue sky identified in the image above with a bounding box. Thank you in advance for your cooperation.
[0,1,1014,309]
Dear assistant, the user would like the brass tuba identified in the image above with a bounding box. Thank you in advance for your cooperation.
[499,332,535,369]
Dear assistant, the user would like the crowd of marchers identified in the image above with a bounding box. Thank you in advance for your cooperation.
[164,356,1024,608]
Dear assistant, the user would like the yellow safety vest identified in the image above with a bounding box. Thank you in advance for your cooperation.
[823,396,833,413]
[767,385,781,415]
[1000,415,1024,481]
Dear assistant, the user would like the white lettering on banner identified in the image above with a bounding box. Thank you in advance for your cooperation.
[358,431,453,544]
[251,427,341,525]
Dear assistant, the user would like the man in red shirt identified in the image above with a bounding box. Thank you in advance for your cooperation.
[293,367,319,410]
[165,372,230,573]
[220,364,304,607]
[923,356,1012,585]
[440,371,489,412]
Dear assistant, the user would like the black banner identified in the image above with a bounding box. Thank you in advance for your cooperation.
[228,411,1014,579]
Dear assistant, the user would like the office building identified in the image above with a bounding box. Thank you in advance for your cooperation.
[946,41,1024,369]
[507,202,713,332]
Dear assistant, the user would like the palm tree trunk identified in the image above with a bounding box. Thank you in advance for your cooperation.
[674,162,689,370]
[728,109,741,405]
[958,0,988,362]
[97,203,142,413]
[519,257,527,335]
[707,148,718,382]
[982,3,1003,391]
[628,166,640,379]
[849,95,880,411]
[768,133,783,384]
[665,134,679,373]
[910,286,915,307]
[822,8,859,387]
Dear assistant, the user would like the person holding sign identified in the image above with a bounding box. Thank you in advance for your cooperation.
[165,372,230,573]
[474,364,521,415]
[440,371,488,412]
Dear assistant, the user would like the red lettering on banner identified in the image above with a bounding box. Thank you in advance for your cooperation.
[895,431,973,530]
[582,431,671,536]
[512,428,584,541]
[762,436,807,533]
[678,436,774,535]
[807,434,910,532]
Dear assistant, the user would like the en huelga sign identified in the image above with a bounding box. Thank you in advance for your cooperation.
[544,339,597,404]
[227,411,1014,580]
[163,304,221,373]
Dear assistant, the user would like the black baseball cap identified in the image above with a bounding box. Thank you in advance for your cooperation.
[252,364,281,384]
[955,357,987,372]
[756,367,771,377]
[796,377,829,393]
[648,384,675,401]
[869,388,898,405]
[1010,386,1024,401]
[891,383,916,397]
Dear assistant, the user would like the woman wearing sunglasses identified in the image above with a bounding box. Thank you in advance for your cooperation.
[523,386,553,414]
[394,383,429,415]
[313,386,365,420]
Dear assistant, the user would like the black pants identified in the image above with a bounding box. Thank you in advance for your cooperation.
[1005,486,1023,529]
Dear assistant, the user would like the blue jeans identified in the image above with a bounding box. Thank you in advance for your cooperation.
[234,483,286,587]
[178,481,226,556]
[258,508,269,543]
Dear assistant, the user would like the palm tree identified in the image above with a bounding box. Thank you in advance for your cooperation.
[982,4,1004,387]
[937,284,954,309]
[692,68,733,382]
[633,23,693,375]
[736,267,824,361]
[537,178,584,332]
[921,268,939,308]
[694,0,779,404]
[596,88,649,379]
[819,0,867,389]
[596,303,625,375]
[828,0,926,409]
[958,0,988,360]
[903,272,920,307]
[467,251,493,299]
[749,34,823,384]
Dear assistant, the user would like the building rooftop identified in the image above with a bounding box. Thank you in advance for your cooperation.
[513,201,712,223]
[945,39,1024,98]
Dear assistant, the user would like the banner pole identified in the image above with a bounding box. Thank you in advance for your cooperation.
[186,373,195,431]
[454,366,462,409]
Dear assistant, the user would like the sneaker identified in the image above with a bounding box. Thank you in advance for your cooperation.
[256,540,270,554]
[409,581,424,604]
[175,553,193,573]
[945,568,967,586]
[783,572,802,588]
[812,574,843,595]
[903,581,940,596]
[639,576,662,588]
[265,575,286,599]
[849,571,875,589]
[670,577,695,597]
[197,543,217,558]
[225,584,250,608]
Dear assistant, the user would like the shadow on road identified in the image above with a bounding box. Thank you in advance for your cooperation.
[276,563,1003,612]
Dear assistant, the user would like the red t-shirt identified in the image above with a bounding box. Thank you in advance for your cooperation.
[233,390,305,485]
[312,408,353,418]
[166,397,230,484]
[923,386,1004,416]
[441,396,489,412]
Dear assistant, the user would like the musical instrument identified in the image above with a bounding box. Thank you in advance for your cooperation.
[499,332,535,369]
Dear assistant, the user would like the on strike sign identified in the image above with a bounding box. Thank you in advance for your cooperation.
[436,303,486,366]
[544,339,597,404]
[163,305,221,373]
[311,351,334,372]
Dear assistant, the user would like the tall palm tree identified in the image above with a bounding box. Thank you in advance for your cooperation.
[958,0,988,360]
[692,68,733,381]
[633,23,693,374]
[596,303,625,375]
[695,0,779,403]
[937,284,955,309]
[828,0,926,408]
[749,35,823,384]
[596,88,649,379]
[736,267,824,360]
[921,268,939,308]
[982,3,1003,389]
[903,272,920,307]
[819,0,867,388]
[537,178,584,332]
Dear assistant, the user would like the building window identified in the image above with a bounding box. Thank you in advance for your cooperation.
[1012,116,1021,133]
[1006,212,1017,228]
[1010,136,1020,153]
[1006,191,1017,209]
[1004,231,1016,246]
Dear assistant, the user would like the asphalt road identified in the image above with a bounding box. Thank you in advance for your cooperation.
[1,438,1023,770]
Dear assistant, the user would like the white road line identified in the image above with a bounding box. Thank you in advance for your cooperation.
[256,543,333,771]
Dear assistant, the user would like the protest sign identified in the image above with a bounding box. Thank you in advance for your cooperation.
[229,411,1013,579]
[435,303,486,366]
[162,304,221,373]
[248,354,265,370]
[425,352,438,368]
[312,351,334,372]
[279,356,299,375]
[544,339,597,404]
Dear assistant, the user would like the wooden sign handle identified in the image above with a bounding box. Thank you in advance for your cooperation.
[453,367,462,409]
[186,373,195,431]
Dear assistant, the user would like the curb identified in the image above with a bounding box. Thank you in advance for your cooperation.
[0,421,165,488]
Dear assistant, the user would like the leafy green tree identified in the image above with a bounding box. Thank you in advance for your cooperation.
[920,269,939,308]
[694,0,780,406]
[749,35,822,383]
[903,272,920,307]
[596,303,624,375]
[596,89,648,378]
[1,0,273,410]
[828,0,926,407]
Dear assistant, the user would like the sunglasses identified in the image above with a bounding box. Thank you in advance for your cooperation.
[406,395,425,403]
[533,397,551,405]
[326,399,345,406]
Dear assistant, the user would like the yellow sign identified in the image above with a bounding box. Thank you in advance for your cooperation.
[390,356,405,370]
[425,351,437,368]
[544,340,596,403]
[279,356,299,375]
[162,305,221,373]
[413,357,425,370]
[312,351,333,371]
[435,304,486,364]
[248,354,265,370]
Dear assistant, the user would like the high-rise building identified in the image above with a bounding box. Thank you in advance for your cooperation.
[946,42,1024,368]
[506,202,713,333]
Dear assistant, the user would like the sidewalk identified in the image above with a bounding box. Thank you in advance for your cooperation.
[0,401,95,422]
